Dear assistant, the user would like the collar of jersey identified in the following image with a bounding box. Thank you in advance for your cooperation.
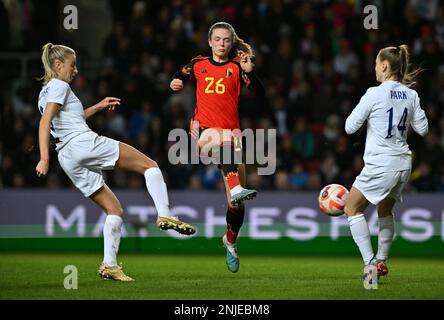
[209,57,232,66]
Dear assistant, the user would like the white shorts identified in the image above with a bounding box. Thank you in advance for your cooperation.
[352,167,410,205]
[57,131,120,197]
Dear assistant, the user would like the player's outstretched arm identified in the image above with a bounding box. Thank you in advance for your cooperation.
[84,97,121,119]
[36,102,60,177]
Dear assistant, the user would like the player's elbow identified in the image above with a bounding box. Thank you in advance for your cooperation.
[39,116,51,129]
[418,124,429,137]
[344,115,362,135]
[414,119,429,137]
[344,122,354,135]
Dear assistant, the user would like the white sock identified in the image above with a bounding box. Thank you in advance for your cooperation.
[144,167,171,217]
[103,214,123,266]
[376,215,395,261]
[223,235,238,257]
[230,185,243,197]
[348,214,374,265]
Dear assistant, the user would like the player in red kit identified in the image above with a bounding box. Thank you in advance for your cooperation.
[170,22,264,273]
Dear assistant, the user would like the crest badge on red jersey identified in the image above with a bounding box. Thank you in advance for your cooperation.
[226,68,233,78]
[182,66,192,76]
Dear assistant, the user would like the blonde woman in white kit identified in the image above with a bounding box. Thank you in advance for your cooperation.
[344,44,428,288]
[35,43,196,281]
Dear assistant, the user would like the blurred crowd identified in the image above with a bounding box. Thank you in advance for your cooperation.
[1,0,444,193]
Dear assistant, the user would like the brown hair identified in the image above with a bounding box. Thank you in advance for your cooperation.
[208,22,253,59]
[39,43,76,85]
[377,44,422,87]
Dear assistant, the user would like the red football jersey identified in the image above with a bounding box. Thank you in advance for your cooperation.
[181,56,249,130]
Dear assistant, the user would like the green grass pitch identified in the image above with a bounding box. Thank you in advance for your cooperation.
[1,252,443,300]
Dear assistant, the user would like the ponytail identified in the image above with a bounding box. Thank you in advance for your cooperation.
[39,43,76,86]
[233,36,253,58]
[398,44,422,87]
[378,44,422,87]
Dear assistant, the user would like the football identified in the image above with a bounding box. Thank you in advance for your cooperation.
[318,184,349,216]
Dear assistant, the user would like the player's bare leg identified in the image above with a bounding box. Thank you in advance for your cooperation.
[116,142,195,235]
[344,187,370,217]
[90,185,134,281]
[199,128,256,207]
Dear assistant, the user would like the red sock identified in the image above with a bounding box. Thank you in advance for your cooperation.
[226,171,240,190]
[226,225,238,244]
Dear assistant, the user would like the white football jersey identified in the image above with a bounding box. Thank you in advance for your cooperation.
[345,80,428,174]
[38,78,92,151]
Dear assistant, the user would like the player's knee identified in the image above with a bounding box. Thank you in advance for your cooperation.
[377,209,392,218]
[106,205,123,216]
[117,205,124,216]
[344,204,358,217]
[140,159,158,173]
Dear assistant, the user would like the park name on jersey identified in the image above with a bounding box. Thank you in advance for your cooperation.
[390,90,407,100]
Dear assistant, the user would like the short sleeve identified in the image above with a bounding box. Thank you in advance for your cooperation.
[46,79,70,106]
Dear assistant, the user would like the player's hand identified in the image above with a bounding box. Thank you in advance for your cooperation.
[36,159,49,177]
[98,97,121,111]
[170,79,184,91]
[238,51,254,73]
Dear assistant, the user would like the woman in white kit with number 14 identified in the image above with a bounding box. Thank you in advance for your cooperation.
[343,44,428,288]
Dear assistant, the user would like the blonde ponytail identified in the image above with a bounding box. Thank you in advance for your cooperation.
[233,36,253,58]
[398,44,422,87]
[39,43,76,86]
[378,44,422,87]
